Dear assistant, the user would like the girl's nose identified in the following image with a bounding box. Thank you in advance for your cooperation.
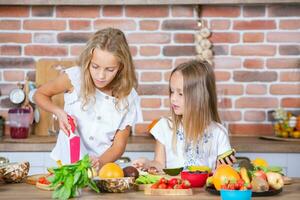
[98,70,105,79]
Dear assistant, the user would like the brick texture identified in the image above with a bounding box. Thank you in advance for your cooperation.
[0,5,299,136]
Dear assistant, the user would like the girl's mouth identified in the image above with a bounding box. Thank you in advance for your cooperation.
[172,104,180,110]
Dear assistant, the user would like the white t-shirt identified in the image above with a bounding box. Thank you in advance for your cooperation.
[51,66,143,164]
[150,117,231,170]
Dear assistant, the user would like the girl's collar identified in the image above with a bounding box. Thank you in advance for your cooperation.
[95,88,115,99]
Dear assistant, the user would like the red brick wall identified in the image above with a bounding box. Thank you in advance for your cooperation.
[0,5,299,136]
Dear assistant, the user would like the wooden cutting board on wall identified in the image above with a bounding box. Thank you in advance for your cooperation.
[34,60,75,136]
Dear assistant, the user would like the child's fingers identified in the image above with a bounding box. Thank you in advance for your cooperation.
[229,155,237,163]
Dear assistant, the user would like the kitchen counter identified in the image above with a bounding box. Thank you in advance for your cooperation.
[1,135,300,153]
[0,179,300,200]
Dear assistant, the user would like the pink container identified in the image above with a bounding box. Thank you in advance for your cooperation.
[8,108,31,139]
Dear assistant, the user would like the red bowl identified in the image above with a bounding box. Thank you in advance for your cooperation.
[180,171,209,188]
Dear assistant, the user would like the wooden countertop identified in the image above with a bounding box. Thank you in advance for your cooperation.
[1,135,300,153]
[1,179,300,200]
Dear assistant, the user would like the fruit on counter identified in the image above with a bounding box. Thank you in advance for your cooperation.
[220,178,252,191]
[296,116,300,131]
[253,170,267,181]
[212,164,240,190]
[123,166,139,179]
[266,172,284,190]
[150,177,191,189]
[251,176,269,192]
[291,130,300,138]
[217,149,235,160]
[240,167,250,184]
[187,165,211,173]
[98,163,124,179]
[251,158,268,168]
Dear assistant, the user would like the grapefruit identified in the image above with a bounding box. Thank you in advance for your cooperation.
[98,163,124,179]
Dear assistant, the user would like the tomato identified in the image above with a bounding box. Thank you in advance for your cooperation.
[168,178,179,188]
[174,184,183,189]
[159,177,168,184]
[158,183,167,189]
[38,176,50,185]
[151,183,159,189]
[180,179,191,189]
[167,185,173,189]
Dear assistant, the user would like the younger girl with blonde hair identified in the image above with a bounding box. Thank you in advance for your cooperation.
[35,28,142,169]
[133,60,235,170]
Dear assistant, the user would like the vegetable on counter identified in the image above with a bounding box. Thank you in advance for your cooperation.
[47,155,99,200]
[135,174,161,185]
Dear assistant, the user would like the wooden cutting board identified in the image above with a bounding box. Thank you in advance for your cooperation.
[25,174,48,185]
[144,188,193,195]
[34,60,75,136]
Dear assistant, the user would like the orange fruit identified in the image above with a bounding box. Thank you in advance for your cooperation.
[213,164,240,190]
[98,163,124,179]
[252,158,268,167]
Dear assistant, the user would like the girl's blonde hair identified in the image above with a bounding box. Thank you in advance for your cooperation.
[170,60,221,148]
[78,28,137,109]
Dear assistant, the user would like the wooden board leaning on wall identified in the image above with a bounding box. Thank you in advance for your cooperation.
[34,60,75,136]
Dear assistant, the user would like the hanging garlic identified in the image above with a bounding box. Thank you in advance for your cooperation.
[196,54,205,61]
[202,49,213,60]
[200,27,211,38]
[200,39,212,49]
[195,33,203,42]
[196,45,204,54]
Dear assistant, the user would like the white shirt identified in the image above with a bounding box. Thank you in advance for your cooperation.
[150,117,231,170]
[51,66,143,164]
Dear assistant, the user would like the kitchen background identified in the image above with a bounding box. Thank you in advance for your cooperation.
[0,2,299,137]
[0,1,299,178]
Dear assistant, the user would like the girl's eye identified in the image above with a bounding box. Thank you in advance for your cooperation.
[179,93,183,96]
[106,68,115,72]
[170,90,174,94]
[91,64,98,69]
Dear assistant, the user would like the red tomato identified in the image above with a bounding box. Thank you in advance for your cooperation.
[168,178,179,188]
[158,183,167,189]
[180,179,191,189]
[159,178,168,184]
[151,183,159,189]
[174,184,183,189]
[167,185,173,189]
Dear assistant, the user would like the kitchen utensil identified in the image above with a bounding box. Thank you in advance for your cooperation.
[8,108,31,139]
[9,88,25,104]
[68,115,80,163]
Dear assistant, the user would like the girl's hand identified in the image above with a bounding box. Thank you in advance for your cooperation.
[90,156,103,172]
[217,154,237,166]
[132,157,149,170]
[55,109,76,136]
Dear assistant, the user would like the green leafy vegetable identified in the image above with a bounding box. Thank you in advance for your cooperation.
[48,155,99,200]
[135,174,161,185]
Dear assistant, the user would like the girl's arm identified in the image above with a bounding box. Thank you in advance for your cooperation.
[91,126,131,170]
[132,140,166,171]
[34,73,73,134]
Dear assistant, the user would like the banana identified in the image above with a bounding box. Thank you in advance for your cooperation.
[188,165,211,173]
[240,167,250,184]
